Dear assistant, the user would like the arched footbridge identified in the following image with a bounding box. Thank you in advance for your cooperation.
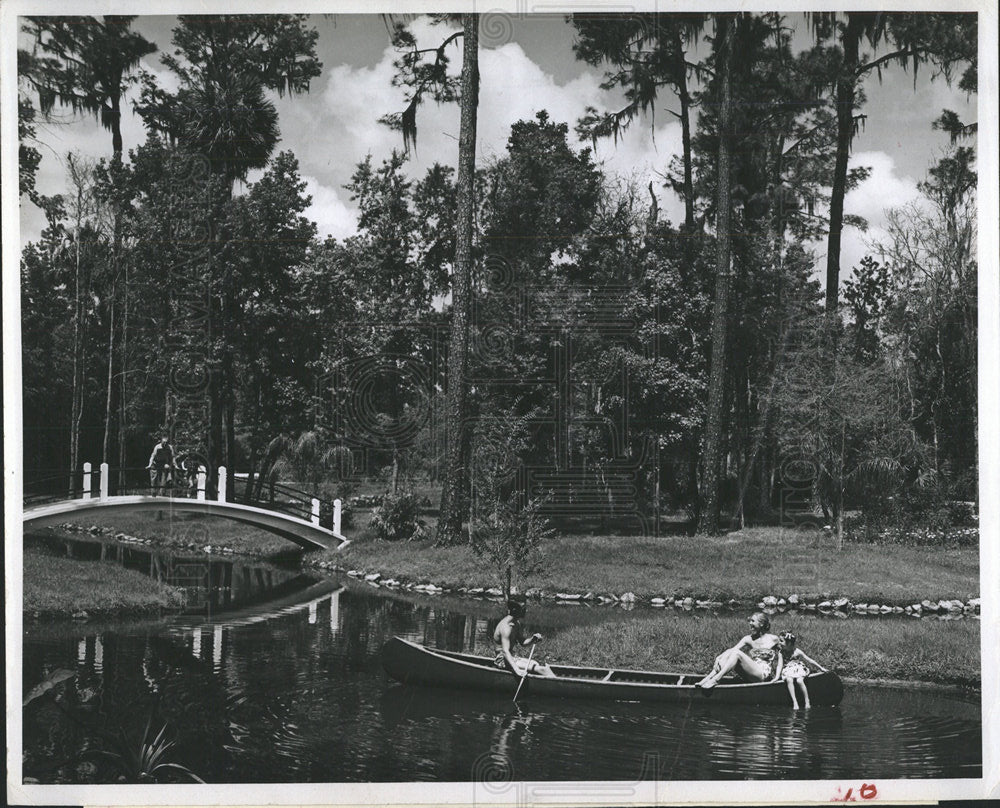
[23,464,349,551]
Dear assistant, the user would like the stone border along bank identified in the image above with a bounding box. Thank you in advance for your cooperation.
[323,566,980,618]
[49,523,981,619]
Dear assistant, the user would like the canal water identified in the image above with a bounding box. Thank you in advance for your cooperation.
[22,535,982,783]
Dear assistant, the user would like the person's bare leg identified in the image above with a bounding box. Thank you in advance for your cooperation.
[798,678,811,708]
[532,661,557,678]
[785,678,800,708]
[697,649,737,687]
[699,650,764,688]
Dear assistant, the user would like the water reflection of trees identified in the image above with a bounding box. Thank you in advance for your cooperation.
[24,583,981,783]
[690,707,843,780]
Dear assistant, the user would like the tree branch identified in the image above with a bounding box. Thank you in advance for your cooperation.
[856,47,924,77]
[407,30,463,57]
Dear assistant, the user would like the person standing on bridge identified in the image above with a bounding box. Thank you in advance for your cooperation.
[147,435,175,496]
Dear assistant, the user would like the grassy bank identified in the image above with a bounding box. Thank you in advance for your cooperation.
[54,512,294,556]
[541,611,981,688]
[330,528,979,604]
[23,549,188,618]
[57,515,979,604]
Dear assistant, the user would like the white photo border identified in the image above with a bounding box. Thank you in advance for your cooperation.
[4,0,998,804]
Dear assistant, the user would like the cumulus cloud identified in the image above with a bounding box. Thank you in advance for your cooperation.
[835,150,925,277]
[282,15,687,236]
[21,15,692,246]
[845,150,922,225]
[301,175,357,241]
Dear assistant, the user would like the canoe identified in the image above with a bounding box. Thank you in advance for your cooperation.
[382,637,844,706]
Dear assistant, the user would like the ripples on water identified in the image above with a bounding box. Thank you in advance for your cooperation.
[21,537,982,784]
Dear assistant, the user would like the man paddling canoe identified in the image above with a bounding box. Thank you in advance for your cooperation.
[493,594,557,677]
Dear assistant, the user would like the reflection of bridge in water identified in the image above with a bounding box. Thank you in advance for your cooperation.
[75,586,344,675]
[172,585,344,671]
[23,463,348,551]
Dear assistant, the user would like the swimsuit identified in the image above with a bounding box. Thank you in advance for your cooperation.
[493,617,521,673]
[748,647,777,678]
[782,659,809,679]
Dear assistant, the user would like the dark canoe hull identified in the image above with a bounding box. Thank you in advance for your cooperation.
[382,637,844,707]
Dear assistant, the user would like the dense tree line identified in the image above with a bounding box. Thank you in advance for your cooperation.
[20,13,977,541]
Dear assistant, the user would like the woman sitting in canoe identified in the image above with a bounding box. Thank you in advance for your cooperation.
[696,612,781,689]
[493,595,557,678]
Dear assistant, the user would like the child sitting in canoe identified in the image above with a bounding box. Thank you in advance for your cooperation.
[776,630,827,709]
[493,595,557,678]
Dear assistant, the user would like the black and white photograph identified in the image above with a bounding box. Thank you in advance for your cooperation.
[4,0,997,804]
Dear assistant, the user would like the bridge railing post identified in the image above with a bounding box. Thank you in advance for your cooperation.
[217,466,227,503]
[100,463,109,499]
[197,469,207,501]
[333,499,342,535]
[82,463,92,500]
[311,498,320,525]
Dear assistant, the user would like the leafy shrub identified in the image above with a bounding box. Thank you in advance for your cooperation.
[470,498,553,596]
[369,491,425,542]
[945,498,977,527]
[847,473,978,546]
[844,511,978,547]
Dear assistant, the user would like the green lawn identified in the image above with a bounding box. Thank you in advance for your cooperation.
[541,610,981,688]
[53,514,979,605]
[329,527,979,603]
[23,549,188,617]
[55,512,295,556]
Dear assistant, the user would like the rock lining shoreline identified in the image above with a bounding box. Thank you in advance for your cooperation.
[321,565,980,619]
[47,523,982,620]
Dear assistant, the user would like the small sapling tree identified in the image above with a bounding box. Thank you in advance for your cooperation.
[470,497,553,599]
[468,406,552,597]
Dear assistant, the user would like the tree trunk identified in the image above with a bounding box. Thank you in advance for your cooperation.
[244,448,258,504]
[436,13,479,546]
[732,317,793,526]
[836,422,846,550]
[699,14,735,535]
[225,394,236,497]
[118,262,129,479]
[106,152,124,470]
[69,210,86,495]
[825,15,863,317]
[687,454,701,531]
[673,35,695,232]
[102,281,115,463]
[758,433,775,518]
[111,91,123,159]
[209,374,224,491]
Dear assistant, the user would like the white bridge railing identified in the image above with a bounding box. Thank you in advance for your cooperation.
[74,462,342,536]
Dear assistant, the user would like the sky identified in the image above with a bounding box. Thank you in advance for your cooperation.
[19,12,978,284]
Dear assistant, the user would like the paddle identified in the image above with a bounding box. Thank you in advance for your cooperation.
[512,642,536,702]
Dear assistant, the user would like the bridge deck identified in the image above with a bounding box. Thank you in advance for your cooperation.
[22,496,348,551]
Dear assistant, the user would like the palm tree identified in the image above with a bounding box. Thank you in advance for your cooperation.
[136,15,320,495]
[267,431,340,498]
